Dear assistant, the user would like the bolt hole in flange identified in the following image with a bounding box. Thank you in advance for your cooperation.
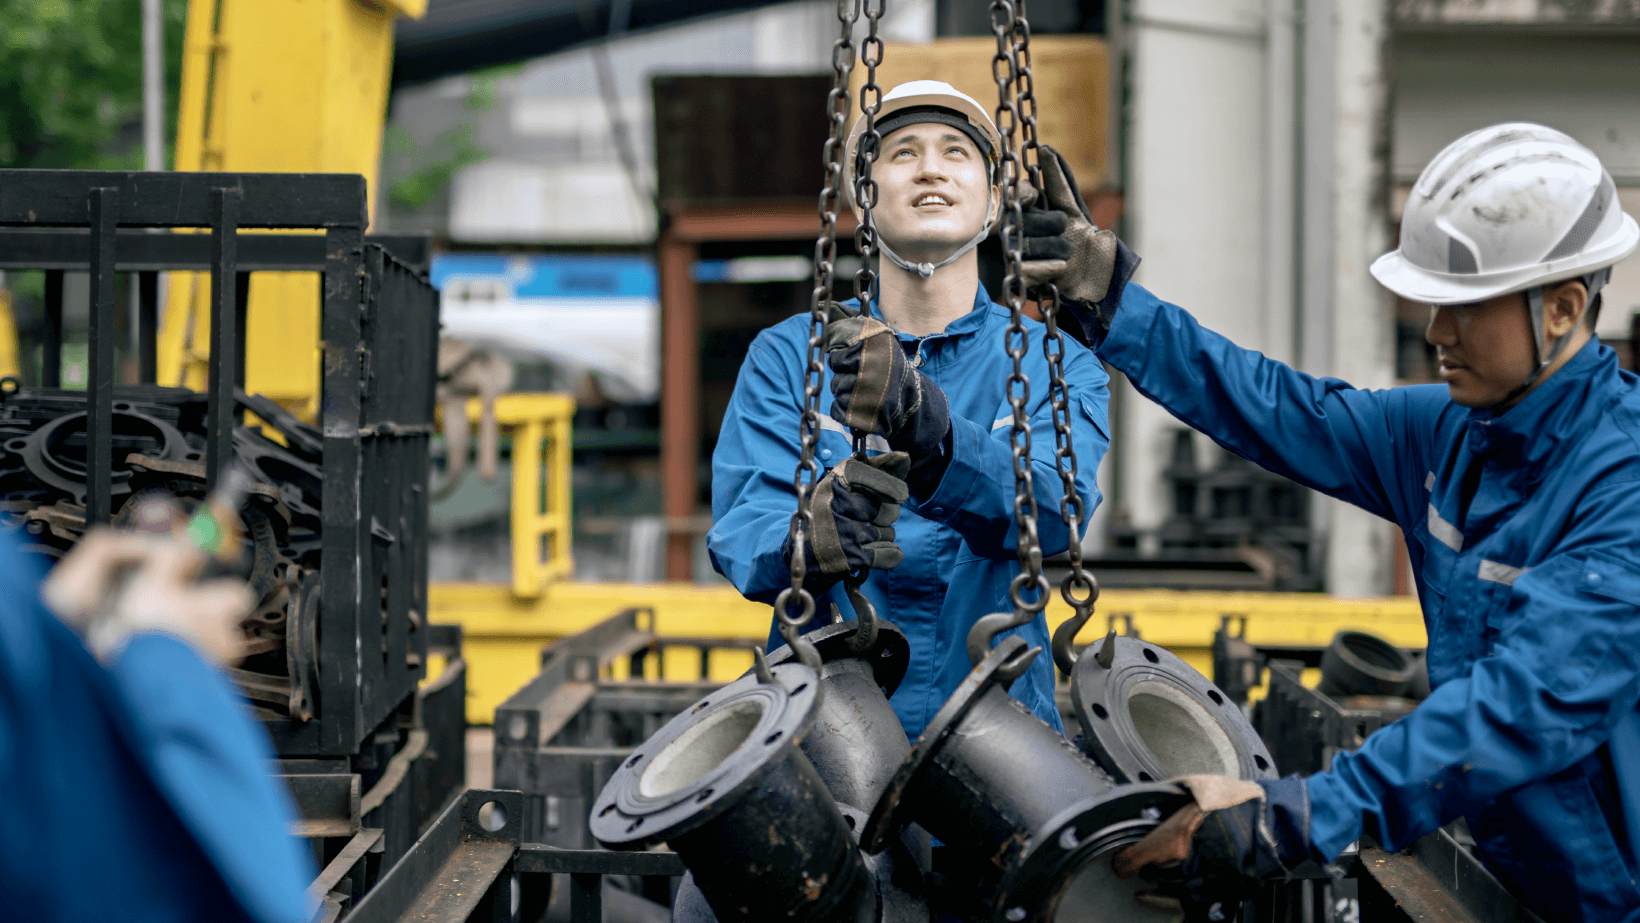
[477,801,508,832]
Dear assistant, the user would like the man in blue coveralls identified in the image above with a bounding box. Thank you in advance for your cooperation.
[1022,123,1640,922]
[707,80,1109,740]
[0,522,313,921]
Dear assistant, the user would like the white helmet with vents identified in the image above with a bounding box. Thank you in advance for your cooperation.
[1372,123,1638,400]
[1371,122,1637,305]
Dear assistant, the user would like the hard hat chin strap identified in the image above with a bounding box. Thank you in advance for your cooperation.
[878,186,997,280]
[1497,268,1611,407]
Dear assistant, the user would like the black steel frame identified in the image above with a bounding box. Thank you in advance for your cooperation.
[0,170,438,756]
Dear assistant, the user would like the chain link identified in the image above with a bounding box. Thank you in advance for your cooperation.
[1009,0,1101,672]
[772,0,863,675]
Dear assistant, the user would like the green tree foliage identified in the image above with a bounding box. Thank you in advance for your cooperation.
[0,0,188,169]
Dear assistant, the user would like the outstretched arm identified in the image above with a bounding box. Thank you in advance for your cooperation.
[1093,282,1449,525]
[1306,479,1640,856]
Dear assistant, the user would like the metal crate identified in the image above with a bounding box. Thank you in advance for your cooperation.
[492,606,762,846]
[0,170,438,757]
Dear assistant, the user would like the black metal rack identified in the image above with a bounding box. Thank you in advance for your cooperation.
[0,170,438,756]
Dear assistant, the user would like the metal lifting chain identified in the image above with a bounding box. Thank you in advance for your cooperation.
[837,0,888,655]
[769,0,866,679]
[966,0,1098,678]
[1005,3,1101,677]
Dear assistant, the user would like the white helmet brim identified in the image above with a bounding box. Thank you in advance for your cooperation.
[1371,211,1639,305]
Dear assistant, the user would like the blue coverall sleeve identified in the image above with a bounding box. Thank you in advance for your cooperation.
[708,331,811,603]
[914,343,1109,559]
[1307,479,1640,858]
[1097,283,1446,524]
[107,633,315,923]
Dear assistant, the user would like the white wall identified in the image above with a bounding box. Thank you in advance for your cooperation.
[1121,0,1271,554]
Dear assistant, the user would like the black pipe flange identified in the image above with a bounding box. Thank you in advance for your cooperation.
[986,783,1191,923]
[765,619,912,810]
[862,635,1119,909]
[592,663,877,923]
[1318,630,1415,698]
[1071,634,1275,783]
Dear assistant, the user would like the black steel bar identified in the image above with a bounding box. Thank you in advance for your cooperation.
[320,225,365,753]
[0,171,367,229]
[514,845,687,876]
[85,188,118,526]
[136,271,158,383]
[206,189,241,491]
[42,269,63,387]
[570,873,602,923]
[0,229,430,273]
[233,270,249,421]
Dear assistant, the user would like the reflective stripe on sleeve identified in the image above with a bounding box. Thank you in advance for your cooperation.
[1478,560,1528,586]
[818,414,891,453]
[1427,504,1463,552]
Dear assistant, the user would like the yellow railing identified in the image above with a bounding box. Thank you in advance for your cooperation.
[455,393,577,598]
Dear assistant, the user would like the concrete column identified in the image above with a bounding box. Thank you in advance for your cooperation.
[1322,0,1395,596]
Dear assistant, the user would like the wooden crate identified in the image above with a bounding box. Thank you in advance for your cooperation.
[848,35,1110,187]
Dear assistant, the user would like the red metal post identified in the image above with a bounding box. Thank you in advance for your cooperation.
[659,229,700,581]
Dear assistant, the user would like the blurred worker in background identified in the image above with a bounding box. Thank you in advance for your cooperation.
[0,519,314,922]
[708,80,1109,738]
[1024,123,1639,922]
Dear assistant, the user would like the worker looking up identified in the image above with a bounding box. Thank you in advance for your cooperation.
[708,81,1109,738]
[1024,123,1640,922]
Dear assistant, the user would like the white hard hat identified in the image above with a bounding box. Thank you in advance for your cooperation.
[1370,122,1638,305]
[841,80,1005,279]
[842,80,1003,213]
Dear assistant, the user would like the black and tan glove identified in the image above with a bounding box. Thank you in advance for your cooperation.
[1019,144,1141,348]
[823,311,951,485]
[1113,775,1314,921]
[783,453,912,594]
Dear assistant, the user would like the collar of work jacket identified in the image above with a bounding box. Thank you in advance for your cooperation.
[1459,336,1617,484]
[850,282,996,368]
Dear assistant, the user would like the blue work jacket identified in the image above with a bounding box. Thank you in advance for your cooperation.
[709,285,1110,740]
[1102,282,1640,922]
[0,530,314,923]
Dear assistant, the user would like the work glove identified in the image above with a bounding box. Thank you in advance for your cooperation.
[824,311,951,476]
[1113,775,1314,921]
[784,452,913,593]
[1019,144,1142,349]
[43,526,257,667]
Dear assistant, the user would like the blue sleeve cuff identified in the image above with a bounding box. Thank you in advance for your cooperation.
[909,412,991,528]
[1303,768,1367,861]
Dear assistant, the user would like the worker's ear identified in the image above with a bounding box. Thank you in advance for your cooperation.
[1542,280,1589,339]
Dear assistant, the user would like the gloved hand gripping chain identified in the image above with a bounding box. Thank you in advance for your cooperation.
[964,0,1101,681]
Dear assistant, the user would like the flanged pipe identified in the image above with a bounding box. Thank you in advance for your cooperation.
[861,638,1113,878]
[1318,629,1415,698]
[671,802,933,923]
[1071,631,1275,783]
[591,662,877,923]
[766,618,912,810]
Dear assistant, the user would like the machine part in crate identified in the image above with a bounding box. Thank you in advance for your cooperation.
[285,570,322,721]
[861,635,1116,891]
[1318,630,1415,698]
[670,804,933,923]
[985,782,1191,923]
[16,408,188,501]
[591,662,877,923]
[1072,632,1275,783]
[765,619,913,810]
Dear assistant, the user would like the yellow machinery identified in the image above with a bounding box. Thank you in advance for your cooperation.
[160,0,426,412]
